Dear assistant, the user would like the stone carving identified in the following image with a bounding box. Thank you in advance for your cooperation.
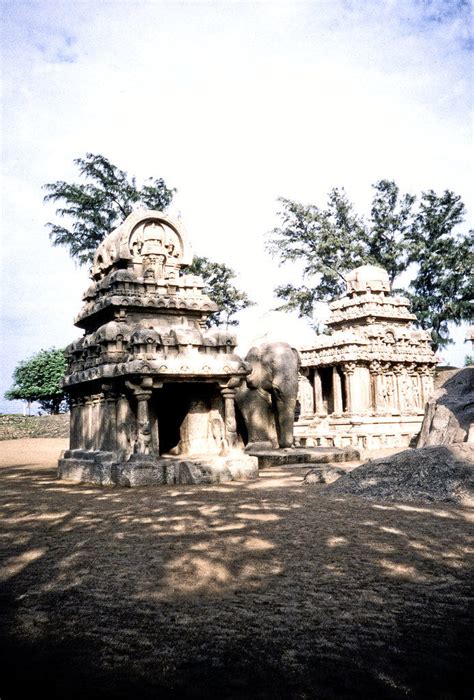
[295,265,437,449]
[235,342,300,450]
[58,210,257,486]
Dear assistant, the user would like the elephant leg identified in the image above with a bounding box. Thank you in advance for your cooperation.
[235,386,278,450]
[273,391,297,448]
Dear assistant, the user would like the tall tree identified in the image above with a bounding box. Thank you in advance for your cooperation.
[406,190,474,350]
[5,348,68,414]
[44,153,176,265]
[187,256,254,327]
[267,181,473,350]
[44,153,253,325]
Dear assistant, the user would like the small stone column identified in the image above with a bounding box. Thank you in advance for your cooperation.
[342,363,356,414]
[369,361,382,415]
[135,390,153,455]
[83,396,94,450]
[221,387,238,450]
[392,364,405,415]
[91,394,103,451]
[116,394,131,455]
[313,369,324,415]
[69,397,82,450]
[101,385,117,451]
[332,367,343,415]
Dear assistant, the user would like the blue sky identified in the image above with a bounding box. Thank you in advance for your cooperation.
[1,0,472,413]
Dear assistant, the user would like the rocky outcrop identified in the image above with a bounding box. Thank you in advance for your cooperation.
[417,367,474,447]
[325,444,474,504]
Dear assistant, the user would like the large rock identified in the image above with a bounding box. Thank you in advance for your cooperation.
[325,444,474,504]
[417,367,474,447]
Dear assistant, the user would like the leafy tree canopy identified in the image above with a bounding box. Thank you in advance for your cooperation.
[44,153,253,326]
[5,348,68,414]
[44,153,176,265]
[267,180,473,350]
[187,256,254,327]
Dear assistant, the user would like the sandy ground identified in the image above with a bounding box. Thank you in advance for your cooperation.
[0,439,473,699]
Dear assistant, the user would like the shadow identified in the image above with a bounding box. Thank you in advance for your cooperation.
[0,445,473,699]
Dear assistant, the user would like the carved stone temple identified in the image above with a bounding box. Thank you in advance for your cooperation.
[295,265,437,449]
[58,210,258,486]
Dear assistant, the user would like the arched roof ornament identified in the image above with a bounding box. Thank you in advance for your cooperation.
[91,210,193,280]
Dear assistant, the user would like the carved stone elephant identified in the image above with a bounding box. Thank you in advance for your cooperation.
[235,341,300,450]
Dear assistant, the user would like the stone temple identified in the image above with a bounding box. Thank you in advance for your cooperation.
[58,210,257,485]
[295,265,437,449]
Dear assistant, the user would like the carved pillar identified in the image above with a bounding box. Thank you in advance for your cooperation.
[221,387,238,450]
[369,361,382,415]
[101,385,117,451]
[83,396,93,450]
[419,366,435,407]
[91,394,103,451]
[69,397,82,450]
[342,362,356,414]
[313,369,324,415]
[332,367,343,415]
[135,390,153,455]
[116,394,131,455]
[392,364,405,414]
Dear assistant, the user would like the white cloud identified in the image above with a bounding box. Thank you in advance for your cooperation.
[1,0,472,411]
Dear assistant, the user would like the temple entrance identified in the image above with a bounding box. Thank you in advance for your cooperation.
[150,383,223,455]
[319,367,333,414]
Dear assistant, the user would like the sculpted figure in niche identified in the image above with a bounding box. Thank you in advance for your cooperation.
[235,342,300,450]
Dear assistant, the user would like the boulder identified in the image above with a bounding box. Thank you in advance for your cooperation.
[325,444,474,504]
[303,465,347,485]
[417,367,474,447]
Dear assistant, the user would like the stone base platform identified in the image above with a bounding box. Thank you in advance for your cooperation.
[58,450,258,487]
[247,446,361,469]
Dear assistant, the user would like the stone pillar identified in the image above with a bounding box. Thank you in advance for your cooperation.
[91,394,103,451]
[369,361,382,415]
[419,367,435,407]
[313,369,324,415]
[101,386,117,451]
[83,396,94,450]
[342,363,356,414]
[69,397,82,450]
[332,367,343,415]
[393,364,405,414]
[116,394,131,455]
[221,387,238,450]
[135,390,153,454]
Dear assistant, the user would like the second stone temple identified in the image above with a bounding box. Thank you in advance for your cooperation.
[58,210,258,485]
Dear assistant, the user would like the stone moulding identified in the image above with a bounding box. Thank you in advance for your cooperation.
[296,264,438,449]
[58,210,257,486]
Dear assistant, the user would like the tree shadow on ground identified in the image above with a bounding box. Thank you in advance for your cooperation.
[0,452,473,699]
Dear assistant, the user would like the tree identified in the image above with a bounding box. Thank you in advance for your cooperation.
[5,348,68,414]
[406,190,474,350]
[267,180,473,350]
[44,153,253,326]
[44,153,176,265]
[187,256,254,327]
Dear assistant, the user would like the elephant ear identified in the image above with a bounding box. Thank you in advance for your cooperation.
[245,346,261,363]
[291,347,301,371]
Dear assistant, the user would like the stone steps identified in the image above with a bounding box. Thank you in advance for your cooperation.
[247,447,361,469]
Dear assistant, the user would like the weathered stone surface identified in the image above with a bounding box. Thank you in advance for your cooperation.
[111,454,258,487]
[303,465,348,484]
[252,446,360,469]
[417,367,474,447]
[58,210,257,486]
[296,264,437,450]
[235,342,300,450]
[324,444,474,504]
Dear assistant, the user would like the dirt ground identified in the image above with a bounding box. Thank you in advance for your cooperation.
[1,439,473,699]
